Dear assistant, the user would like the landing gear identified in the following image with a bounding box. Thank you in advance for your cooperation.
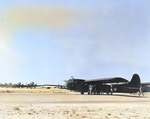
[81,92,84,95]
[110,85,113,95]
[110,92,113,95]
[106,91,109,95]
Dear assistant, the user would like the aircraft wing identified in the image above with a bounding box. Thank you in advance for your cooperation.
[141,82,150,86]
[84,77,129,84]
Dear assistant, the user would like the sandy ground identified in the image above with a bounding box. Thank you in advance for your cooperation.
[0,88,150,119]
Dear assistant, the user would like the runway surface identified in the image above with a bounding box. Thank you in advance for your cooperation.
[0,93,150,103]
[0,90,150,119]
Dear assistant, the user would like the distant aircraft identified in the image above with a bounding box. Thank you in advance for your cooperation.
[12,82,24,88]
[65,74,150,96]
[26,82,37,89]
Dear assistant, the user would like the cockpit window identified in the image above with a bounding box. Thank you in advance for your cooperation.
[70,76,74,79]
[68,76,75,83]
[68,79,74,83]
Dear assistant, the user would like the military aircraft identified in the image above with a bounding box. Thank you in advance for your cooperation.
[65,74,149,96]
[12,82,24,88]
[26,82,37,89]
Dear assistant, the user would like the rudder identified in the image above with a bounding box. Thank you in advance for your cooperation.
[128,74,141,88]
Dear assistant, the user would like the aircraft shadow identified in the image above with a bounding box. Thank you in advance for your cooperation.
[111,94,147,98]
[76,93,148,98]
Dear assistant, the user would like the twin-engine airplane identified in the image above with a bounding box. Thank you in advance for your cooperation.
[64,74,150,96]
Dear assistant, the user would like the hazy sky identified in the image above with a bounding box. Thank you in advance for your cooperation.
[0,0,150,85]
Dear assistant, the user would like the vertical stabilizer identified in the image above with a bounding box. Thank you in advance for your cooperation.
[128,74,141,88]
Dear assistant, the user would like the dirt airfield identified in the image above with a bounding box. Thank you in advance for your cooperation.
[0,88,150,119]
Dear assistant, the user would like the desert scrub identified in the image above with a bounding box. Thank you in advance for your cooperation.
[13,106,20,111]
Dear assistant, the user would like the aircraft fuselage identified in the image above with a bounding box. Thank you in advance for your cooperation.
[65,74,142,95]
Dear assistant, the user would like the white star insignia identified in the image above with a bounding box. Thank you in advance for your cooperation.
[114,87,117,91]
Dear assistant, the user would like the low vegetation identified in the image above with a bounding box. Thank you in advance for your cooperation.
[0,88,69,94]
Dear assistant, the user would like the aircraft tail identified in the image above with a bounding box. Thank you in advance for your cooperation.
[128,74,141,88]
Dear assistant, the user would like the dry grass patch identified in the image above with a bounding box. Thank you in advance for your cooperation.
[0,88,69,94]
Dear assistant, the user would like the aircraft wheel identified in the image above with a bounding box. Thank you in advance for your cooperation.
[81,92,84,95]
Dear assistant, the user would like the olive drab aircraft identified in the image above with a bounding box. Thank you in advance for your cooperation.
[26,82,37,89]
[64,74,150,96]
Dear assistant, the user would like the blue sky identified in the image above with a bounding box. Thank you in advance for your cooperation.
[0,0,150,85]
